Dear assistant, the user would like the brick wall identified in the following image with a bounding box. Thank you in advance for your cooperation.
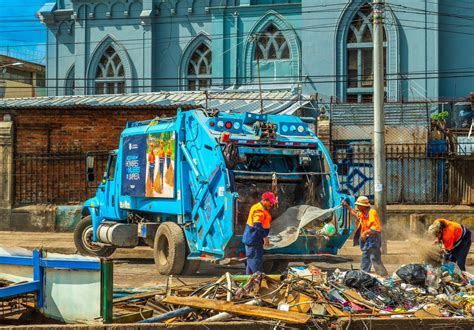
[14,109,177,153]
[8,108,179,205]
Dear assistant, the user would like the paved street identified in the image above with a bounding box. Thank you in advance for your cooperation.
[1,231,472,289]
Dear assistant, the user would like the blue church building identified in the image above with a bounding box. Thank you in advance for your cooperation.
[37,0,474,102]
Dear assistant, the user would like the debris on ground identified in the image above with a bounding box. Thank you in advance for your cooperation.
[113,263,474,325]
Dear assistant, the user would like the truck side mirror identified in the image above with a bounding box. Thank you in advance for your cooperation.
[86,155,95,182]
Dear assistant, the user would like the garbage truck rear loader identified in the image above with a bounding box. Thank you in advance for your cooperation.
[74,110,354,275]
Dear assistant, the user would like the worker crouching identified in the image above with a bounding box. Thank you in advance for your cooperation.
[428,218,472,271]
[242,192,276,275]
[343,196,388,277]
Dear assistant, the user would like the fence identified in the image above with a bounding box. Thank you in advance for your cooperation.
[332,142,473,204]
[12,143,473,205]
[13,152,109,205]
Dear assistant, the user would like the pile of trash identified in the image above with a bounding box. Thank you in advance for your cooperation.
[113,263,474,325]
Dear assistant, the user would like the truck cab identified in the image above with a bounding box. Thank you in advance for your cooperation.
[74,109,354,275]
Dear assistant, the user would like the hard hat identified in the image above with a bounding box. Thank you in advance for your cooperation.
[355,196,371,207]
[262,192,277,205]
[428,221,442,236]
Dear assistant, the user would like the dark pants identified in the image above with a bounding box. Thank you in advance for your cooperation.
[445,228,472,271]
[361,247,388,276]
[245,244,263,275]
[159,158,165,181]
[149,163,155,184]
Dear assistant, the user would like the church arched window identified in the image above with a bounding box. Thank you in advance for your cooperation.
[65,65,75,95]
[346,3,386,103]
[187,43,212,90]
[254,23,290,60]
[94,46,125,94]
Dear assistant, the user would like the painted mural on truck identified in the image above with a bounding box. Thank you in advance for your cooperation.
[145,132,176,198]
[121,132,175,198]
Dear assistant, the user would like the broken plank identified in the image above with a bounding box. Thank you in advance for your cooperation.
[162,296,311,324]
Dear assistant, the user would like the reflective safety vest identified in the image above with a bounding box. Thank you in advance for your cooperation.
[148,151,155,163]
[436,218,464,251]
[242,202,272,246]
[246,202,272,230]
[357,208,382,234]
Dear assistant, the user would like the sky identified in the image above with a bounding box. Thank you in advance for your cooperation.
[0,0,47,64]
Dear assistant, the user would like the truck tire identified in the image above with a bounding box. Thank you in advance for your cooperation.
[154,222,186,275]
[74,216,116,258]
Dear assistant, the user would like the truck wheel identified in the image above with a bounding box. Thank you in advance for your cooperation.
[74,216,116,258]
[154,222,186,275]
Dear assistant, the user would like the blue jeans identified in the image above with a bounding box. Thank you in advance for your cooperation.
[361,247,388,276]
[445,228,471,271]
[159,158,165,182]
[149,163,155,185]
[245,244,263,275]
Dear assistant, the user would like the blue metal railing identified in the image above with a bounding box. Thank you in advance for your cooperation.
[0,249,100,308]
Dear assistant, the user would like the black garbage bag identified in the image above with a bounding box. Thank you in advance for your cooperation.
[343,270,378,288]
[395,264,427,286]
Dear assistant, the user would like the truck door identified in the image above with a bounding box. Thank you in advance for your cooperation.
[101,153,121,220]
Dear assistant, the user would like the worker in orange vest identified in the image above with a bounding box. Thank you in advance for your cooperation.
[428,218,472,271]
[148,143,156,185]
[343,196,388,276]
[242,192,276,274]
[159,140,165,183]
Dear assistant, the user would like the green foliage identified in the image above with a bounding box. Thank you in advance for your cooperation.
[431,111,449,121]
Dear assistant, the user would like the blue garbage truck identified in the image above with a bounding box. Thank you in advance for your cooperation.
[74,109,354,275]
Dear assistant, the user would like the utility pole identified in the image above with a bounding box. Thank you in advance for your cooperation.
[373,0,387,253]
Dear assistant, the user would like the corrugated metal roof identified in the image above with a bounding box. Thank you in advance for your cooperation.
[331,103,432,126]
[0,90,313,115]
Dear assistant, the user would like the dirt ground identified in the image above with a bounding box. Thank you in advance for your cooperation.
[0,231,472,289]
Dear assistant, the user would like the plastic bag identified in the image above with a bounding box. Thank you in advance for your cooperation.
[395,264,427,286]
[343,270,378,288]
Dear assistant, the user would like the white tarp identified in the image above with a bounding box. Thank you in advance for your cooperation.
[265,205,337,249]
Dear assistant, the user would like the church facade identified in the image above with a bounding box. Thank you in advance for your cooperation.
[38,0,474,102]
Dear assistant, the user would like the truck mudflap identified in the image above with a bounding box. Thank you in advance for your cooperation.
[263,254,353,264]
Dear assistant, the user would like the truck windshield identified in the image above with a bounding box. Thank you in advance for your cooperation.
[106,154,117,181]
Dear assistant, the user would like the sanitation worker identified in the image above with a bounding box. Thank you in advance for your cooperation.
[428,218,472,271]
[343,196,388,276]
[242,192,277,275]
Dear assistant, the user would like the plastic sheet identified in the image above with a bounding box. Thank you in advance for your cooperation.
[265,205,336,249]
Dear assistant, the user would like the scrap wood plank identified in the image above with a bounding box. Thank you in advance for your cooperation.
[162,296,311,324]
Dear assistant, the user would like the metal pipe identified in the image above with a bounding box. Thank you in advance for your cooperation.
[137,307,195,323]
[101,259,113,324]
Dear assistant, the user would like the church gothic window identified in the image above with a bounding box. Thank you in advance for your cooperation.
[255,23,290,60]
[94,46,125,94]
[65,66,75,96]
[346,3,386,103]
[187,43,212,91]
